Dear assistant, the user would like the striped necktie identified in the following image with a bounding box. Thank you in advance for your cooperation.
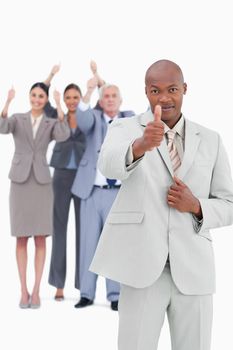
[166,130,181,174]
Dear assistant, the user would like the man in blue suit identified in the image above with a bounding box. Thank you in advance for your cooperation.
[72,81,134,310]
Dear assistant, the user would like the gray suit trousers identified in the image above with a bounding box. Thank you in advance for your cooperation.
[118,264,213,350]
[49,169,80,289]
[80,186,120,301]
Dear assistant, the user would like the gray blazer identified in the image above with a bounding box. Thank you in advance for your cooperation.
[90,110,233,294]
[44,101,86,169]
[0,112,70,184]
[71,107,134,199]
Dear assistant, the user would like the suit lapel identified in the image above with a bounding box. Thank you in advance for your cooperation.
[176,119,201,180]
[157,139,174,177]
[22,112,34,149]
[139,111,201,179]
[100,113,107,143]
[75,126,81,136]
[139,109,154,127]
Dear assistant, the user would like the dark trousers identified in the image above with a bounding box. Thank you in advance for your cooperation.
[49,169,80,289]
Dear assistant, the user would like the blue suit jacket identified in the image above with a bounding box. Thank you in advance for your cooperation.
[71,107,134,199]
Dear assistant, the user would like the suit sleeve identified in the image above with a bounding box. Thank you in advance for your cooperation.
[121,110,135,118]
[51,119,70,142]
[76,106,95,134]
[93,100,102,111]
[98,118,143,180]
[0,115,17,134]
[198,135,233,231]
[44,101,58,119]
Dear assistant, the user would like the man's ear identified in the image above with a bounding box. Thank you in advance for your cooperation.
[145,86,148,95]
[183,83,187,95]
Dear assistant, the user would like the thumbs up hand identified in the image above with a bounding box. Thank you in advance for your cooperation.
[154,104,162,122]
[132,105,164,160]
[142,105,164,151]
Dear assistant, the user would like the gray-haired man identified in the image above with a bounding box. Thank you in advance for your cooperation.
[72,82,134,310]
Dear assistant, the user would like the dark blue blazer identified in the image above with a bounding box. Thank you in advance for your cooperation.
[44,102,86,169]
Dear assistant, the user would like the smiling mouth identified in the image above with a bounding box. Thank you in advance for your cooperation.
[161,106,174,111]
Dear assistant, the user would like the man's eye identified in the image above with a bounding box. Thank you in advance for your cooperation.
[151,89,158,94]
[170,88,178,93]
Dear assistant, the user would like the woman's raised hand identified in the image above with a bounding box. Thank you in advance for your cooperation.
[7,87,16,102]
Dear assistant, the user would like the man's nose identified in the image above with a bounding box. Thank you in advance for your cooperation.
[159,94,170,103]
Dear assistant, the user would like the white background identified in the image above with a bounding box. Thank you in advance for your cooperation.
[0,0,233,349]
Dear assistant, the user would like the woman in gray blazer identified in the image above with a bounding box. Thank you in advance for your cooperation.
[0,83,70,309]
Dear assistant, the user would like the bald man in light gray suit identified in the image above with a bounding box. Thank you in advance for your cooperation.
[90,60,233,349]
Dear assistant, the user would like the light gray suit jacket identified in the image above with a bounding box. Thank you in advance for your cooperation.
[71,106,134,199]
[90,110,233,295]
[0,112,70,184]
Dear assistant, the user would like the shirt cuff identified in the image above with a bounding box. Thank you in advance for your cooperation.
[125,144,134,165]
[78,100,90,111]
[192,214,203,233]
[125,143,144,172]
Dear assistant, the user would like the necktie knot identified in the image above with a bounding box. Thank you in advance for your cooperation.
[166,130,176,142]
[106,178,117,187]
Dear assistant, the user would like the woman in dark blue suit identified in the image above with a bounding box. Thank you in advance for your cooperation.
[44,64,104,300]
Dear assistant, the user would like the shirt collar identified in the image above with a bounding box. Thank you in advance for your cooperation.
[164,114,185,139]
[30,114,43,123]
[103,113,118,124]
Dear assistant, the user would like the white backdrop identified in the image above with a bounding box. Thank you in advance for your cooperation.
[0,0,233,349]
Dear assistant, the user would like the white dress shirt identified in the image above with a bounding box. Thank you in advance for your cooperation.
[94,113,121,186]
[30,114,43,139]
